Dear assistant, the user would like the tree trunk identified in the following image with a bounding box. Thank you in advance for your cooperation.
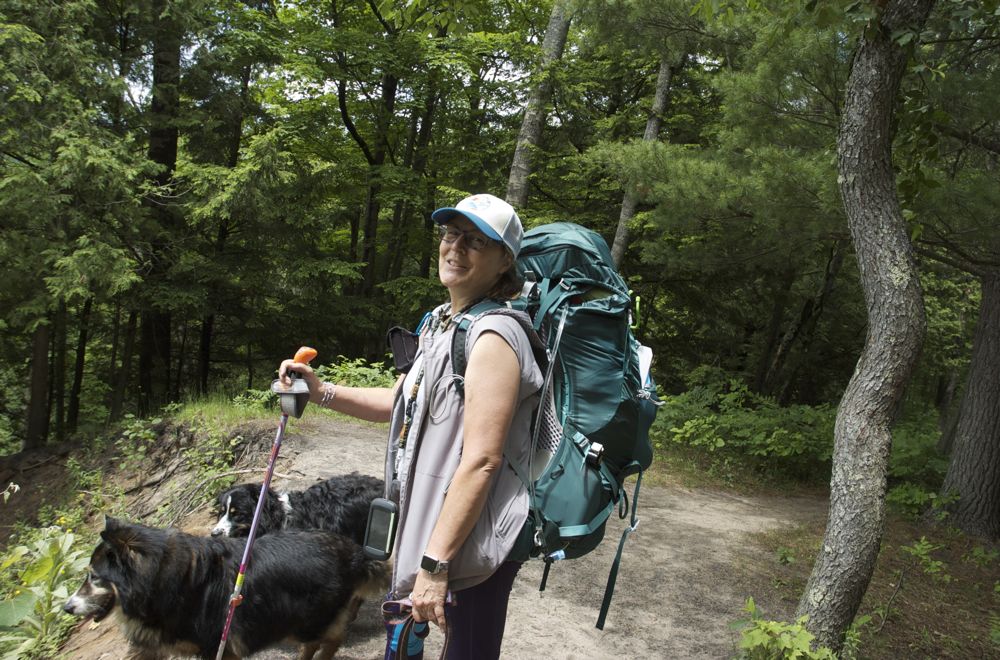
[762,241,846,399]
[109,310,137,422]
[505,0,571,209]
[199,314,214,395]
[139,311,171,416]
[198,64,248,394]
[172,319,188,401]
[754,267,797,394]
[52,300,67,443]
[139,0,182,415]
[939,270,1000,539]
[796,0,933,651]
[611,52,678,267]
[108,297,121,388]
[360,72,398,295]
[25,323,51,450]
[67,297,93,434]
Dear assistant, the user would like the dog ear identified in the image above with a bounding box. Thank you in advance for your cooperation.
[101,515,121,540]
[100,517,147,558]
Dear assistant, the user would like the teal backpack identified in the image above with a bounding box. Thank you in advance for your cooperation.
[450,222,660,629]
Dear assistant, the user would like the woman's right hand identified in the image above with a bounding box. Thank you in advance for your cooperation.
[277,359,324,403]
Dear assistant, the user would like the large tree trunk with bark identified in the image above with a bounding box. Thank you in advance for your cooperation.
[939,270,1000,539]
[139,0,182,415]
[796,0,933,651]
[505,0,571,209]
[611,52,679,267]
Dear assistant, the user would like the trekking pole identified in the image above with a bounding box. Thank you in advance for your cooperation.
[215,346,318,660]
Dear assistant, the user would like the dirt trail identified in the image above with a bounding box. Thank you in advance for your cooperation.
[63,416,828,660]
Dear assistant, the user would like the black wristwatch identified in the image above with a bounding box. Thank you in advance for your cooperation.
[421,554,450,574]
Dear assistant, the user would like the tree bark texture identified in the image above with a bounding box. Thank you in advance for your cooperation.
[25,323,51,450]
[505,0,571,209]
[796,0,933,651]
[939,270,1000,539]
[611,52,677,267]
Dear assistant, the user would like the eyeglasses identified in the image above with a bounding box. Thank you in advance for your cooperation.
[438,225,493,251]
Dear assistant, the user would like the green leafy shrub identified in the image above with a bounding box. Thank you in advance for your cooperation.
[0,526,90,659]
[887,410,948,487]
[232,388,278,412]
[229,357,396,414]
[116,414,161,470]
[315,357,396,388]
[652,366,835,482]
[901,536,951,583]
[732,597,837,659]
[885,482,938,519]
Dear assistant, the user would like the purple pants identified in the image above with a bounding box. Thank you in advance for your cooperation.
[384,561,522,660]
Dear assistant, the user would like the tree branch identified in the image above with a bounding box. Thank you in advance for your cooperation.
[934,122,1000,155]
[338,79,375,164]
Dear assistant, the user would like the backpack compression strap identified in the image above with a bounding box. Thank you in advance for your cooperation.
[596,462,644,630]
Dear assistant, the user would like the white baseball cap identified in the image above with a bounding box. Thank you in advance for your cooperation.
[432,193,524,257]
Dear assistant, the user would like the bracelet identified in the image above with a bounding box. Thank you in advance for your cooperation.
[320,382,337,408]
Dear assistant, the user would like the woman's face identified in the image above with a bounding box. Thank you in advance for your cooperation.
[437,217,511,302]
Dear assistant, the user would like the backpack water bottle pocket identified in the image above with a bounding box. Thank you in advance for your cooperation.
[532,432,617,559]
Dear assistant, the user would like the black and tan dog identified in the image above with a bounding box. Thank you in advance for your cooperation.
[64,517,389,660]
[212,472,383,545]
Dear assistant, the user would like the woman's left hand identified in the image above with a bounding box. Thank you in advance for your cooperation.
[410,569,449,630]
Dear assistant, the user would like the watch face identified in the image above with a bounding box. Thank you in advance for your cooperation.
[421,555,447,574]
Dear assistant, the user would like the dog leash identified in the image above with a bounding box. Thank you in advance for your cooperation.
[215,346,317,660]
[382,594,454,659]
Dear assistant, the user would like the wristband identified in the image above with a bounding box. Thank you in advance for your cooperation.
[320,382,337,408]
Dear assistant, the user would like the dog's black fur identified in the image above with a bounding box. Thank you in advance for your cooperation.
[212,472,383,545]
[64,517,389,660]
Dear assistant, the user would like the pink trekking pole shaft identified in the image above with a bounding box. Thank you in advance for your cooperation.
[215,346,317,660]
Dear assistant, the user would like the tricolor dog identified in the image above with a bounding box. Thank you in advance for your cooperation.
[212,472,383,544]
[64,517,389,659]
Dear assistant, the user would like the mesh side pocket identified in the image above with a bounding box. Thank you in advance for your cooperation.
[528,386,563,481]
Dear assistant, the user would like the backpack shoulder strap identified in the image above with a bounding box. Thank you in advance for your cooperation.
[450,300,548,395]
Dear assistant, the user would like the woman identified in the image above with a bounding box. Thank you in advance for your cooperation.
[278,193,542,659]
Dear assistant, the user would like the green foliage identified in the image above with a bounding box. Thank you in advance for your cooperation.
[315,358,397,389]
[115,415,162,471]
[181,421,240,486]
[776,547,795,565]
[963,545,998,569]
[231,388,279,413]
[652,366,835,483]
[885,483,939,519]
[732,597,837,659]
[0,525,90,660]
[888,410,948,487]
[901,537,952,584]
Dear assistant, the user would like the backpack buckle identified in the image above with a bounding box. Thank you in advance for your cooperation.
[586,442,605,467]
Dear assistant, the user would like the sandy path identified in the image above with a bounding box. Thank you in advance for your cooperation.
[63,416,827,660]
